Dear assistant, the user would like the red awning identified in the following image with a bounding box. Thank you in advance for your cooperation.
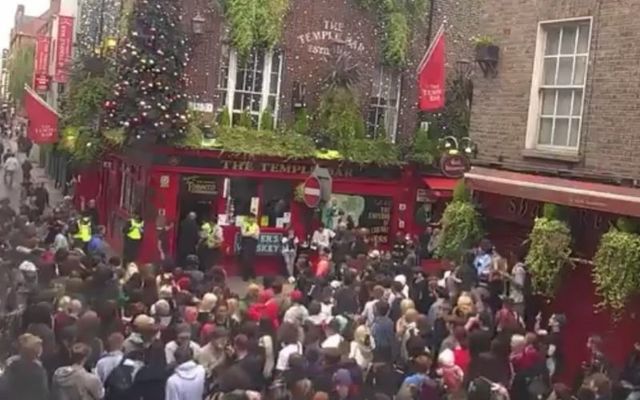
[465,167,640,217]
[423,177,458,191]
[422,177,458,198]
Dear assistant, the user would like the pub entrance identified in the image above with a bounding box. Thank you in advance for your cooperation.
[177,174,220,228]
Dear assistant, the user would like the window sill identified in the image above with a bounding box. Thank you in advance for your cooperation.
[521,148,582,163]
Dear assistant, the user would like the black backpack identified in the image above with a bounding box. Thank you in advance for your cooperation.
[104,357,135,400]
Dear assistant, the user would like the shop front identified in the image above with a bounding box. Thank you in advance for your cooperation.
[465,166,640,384]
[99,147,415,276]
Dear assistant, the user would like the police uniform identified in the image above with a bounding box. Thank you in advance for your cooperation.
[123,217,144,266]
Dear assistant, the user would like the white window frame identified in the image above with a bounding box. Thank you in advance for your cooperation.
[218,47,283,128]
[525,17,593,154]
[366,66,402,142]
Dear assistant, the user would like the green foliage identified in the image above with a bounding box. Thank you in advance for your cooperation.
[525,217,572,297]
[356,0,429,66]
[224,0,289,58]
[383,12,410,66]
[8,44,35,106]
[235,109,255,128]
[471,35,495,46]
[316,86,365,147]
[218,108,231,127]
[61,76,111,127]
[181,126,316,158]
[341,137,400,165]
[293,108,310,135]
[259,107,274,131]
[106,0,190,142]
[436,200,483,262]
[593,228,640,313]
[452,180,471,202]
[616,217,639,234]
[542,203,566,221]
[407,128,438,165]
[225,0,254,58]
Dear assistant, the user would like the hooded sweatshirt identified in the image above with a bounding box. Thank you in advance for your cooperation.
[165,361,205,400]
[52,364,104,400]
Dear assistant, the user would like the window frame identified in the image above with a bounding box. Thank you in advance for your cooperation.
[366,66,402,142]
[525,17,593,154]
[218,47,284,128]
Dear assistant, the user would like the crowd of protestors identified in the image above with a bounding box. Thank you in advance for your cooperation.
[2,178,640,400]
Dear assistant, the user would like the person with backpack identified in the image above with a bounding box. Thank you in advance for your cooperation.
[102,346,145,400]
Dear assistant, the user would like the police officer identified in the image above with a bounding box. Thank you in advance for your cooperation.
[73,215,92,252]
[123,212,144,267]
[198,216,223,271]
[240,213,260,281]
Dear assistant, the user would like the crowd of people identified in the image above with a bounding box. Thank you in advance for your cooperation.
[2,165,640,400]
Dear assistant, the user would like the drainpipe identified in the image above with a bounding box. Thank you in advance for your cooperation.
[426,0,436,44]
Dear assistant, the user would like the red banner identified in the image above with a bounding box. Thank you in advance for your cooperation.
[34,35,51,92]
[418,25,446,111]
[24,85,59,144]
[54,16,74,83]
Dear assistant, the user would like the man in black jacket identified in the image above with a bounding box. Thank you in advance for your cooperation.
[1,333,49,400]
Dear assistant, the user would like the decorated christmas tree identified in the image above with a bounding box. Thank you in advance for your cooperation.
[104,0,190,142]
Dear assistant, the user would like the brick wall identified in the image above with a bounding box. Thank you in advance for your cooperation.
[469,0,640,182]
[182,0,481,141]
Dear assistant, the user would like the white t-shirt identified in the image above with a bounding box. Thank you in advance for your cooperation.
[276,342,302,371]
[311,228,335,250]
[321,333,344,349]
[4,156,18,171]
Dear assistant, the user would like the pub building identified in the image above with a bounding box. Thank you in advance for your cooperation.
[81,0,474,275]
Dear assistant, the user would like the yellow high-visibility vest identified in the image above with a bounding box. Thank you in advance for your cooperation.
[127,219,144,240]
[74,220,92,243]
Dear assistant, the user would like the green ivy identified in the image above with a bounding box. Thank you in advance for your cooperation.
[593,227,640,314]
[224,0,289,58]
[452,180,470,202]
[316,86,366,147]
[218,108,231,127]
[357,0,429,66]
[525,214,573,297]
[7,44,34,106]
[236,109,255,128]
[60,76,111,128]
[407,128,438,165]
[259,107,274,131]
[293,108,311,135]
[436,198,482,262]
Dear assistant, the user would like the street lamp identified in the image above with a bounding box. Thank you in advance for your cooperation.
[440,135,477,157]
[192,13,206,35]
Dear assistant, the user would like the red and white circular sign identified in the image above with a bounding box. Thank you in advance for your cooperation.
[303,176,322,208]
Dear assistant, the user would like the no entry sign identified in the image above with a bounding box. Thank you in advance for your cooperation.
[303,176,322,208]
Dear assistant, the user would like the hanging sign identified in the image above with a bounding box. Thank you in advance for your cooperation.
[54,16,75,83]
[24,85,58,143]
[440,154,470,178]
[34,35,51,92]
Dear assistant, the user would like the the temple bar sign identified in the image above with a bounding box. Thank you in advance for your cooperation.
[297,19,365,57]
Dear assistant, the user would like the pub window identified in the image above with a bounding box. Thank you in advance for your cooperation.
[218,46,283,128]
[526,18,592,152]
[230,177,259,216]
[261,179,292,228]
[366,66,401,142]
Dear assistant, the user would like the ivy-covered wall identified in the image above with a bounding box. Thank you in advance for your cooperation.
[182,0,481,141]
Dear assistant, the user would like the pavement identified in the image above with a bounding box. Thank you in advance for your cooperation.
[0,138,64,209]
